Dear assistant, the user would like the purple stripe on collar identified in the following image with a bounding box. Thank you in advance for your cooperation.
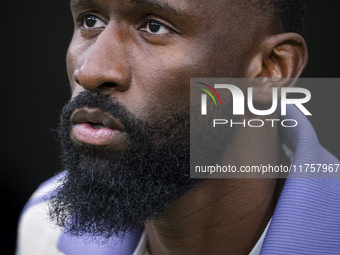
[19,171,66,219]
[57,227,144,255]
[260,105,340,254]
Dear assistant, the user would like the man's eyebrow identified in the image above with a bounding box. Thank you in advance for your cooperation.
[70,0,181,15]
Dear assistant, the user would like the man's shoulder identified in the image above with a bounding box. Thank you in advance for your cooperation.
[20,171,66,217]
[16,172,67,255]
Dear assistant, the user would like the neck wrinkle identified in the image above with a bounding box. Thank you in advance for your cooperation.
[146,177,283,255]
[145,112,288,255]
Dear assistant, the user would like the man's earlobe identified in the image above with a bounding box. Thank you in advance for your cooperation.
[246,33,308,104]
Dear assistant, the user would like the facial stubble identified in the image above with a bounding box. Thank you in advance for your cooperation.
[48,91,196,242]
[48,89,234,243]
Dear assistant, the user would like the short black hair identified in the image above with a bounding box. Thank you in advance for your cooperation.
[275,0,306,34]
[240,0,306,35]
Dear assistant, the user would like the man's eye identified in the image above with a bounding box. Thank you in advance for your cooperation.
[80,15,106,29]
[140,20,171,35]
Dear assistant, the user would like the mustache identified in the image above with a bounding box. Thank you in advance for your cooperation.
[61,91,139,135]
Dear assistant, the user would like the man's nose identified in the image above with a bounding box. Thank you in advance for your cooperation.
[73,26,131,92]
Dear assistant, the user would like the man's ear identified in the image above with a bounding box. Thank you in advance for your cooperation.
[245,33,308,104]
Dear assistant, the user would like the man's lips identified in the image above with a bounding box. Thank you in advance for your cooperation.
[70,108,127,147]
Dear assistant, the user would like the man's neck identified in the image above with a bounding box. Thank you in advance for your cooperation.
[145,121,288,255]
[145,178,284,255]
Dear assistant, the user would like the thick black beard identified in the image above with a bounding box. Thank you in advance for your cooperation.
[48,91,197,242]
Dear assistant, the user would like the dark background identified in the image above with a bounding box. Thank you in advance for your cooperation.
[2,1,340,254]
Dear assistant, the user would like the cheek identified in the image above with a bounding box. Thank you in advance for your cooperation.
[66,35,89,93]
[127,43,206,119]
[66,50,75,91]
[66,40,79,92]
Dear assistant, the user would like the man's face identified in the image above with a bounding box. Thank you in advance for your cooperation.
[67,0,254,118]
[50,0,257,240]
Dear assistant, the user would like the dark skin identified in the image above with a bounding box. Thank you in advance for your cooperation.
[67,0,308,254]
